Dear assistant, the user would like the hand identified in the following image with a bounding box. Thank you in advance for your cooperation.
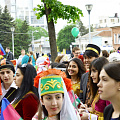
[80,104,87,109]
[86,107,93,112]
[80,111,90,120]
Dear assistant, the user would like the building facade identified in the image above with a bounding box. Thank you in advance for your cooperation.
[1,0,47,30]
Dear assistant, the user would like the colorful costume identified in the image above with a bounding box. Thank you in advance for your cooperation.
[0,60,18,113]
[34,69,81,109]
[12,91,39,120]
[33,69,80,120]
[91,93,110,119]
[35,56,50,74]
[72,81,80,97]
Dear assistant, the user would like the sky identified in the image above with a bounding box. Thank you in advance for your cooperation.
[33,0,120,33]
[1,0,120,33]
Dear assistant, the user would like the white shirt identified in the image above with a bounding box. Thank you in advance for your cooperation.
[0,81,18,101]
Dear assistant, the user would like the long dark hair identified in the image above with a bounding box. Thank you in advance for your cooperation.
[14,64,39,103]
[103,62,120,82]
[89,57,109,104]
[66,58,86,80]
[38,94,63,120]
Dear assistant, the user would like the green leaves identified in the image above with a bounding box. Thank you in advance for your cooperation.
[34,0,83,24]
[57,24,76,52]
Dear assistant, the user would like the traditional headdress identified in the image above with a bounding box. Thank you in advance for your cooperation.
[86,44,101,55]
[34,69,78,120]
[40,76,64,96]
[0,59,15,73]
[34,69,72,92]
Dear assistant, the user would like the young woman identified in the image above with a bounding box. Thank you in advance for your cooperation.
[98,62,120,120]
[66,58,86,97]
[33,69,80,120]
[79,57,110,120]
[13,64,39,120]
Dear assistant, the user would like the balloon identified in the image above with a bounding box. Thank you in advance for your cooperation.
[71,27,79,37]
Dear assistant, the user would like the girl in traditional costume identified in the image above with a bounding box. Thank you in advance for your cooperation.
[12,64,39,120]
[79,57,110,120]
[33,69,80,120]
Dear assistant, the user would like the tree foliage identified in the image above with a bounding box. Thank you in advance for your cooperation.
[57,20,94,52]
[0,5,14,50]
[77,20,94,36]
[14,19,48,58]
[57,24,76,52]
[29,26,48,40]
[78,20,88,36]
[14,19,30,58]
[34,0,83,62]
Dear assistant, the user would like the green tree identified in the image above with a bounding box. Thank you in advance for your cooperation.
[77,20,94,36]
[34,0,83,62]
[0,5,14,50]
[14,19,30,58]
[29,26,48,40]
[57,24,76,52]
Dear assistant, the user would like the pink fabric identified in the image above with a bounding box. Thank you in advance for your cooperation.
[3,104,21,120]
[95,99,111,113]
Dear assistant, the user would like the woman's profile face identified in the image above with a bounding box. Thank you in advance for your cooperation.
[98,69,119,101]
[14,68,23,88]
[67,61,79,76]
[42,93,63,116]
[90,67,98,83]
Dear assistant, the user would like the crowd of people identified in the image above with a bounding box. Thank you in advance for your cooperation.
[0,44,120,120]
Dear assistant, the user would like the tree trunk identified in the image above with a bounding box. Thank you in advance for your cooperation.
[44,2,57,62]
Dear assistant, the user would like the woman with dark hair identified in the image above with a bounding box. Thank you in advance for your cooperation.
[66,58,86,96]
[32,69,80,120]
[79,57,110,120]
[13,64,39,120]
[98,62,120,120]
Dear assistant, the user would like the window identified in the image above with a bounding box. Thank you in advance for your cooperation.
[104,19,106,23]
[118,34,120,44]
[111,19,114,22]
[114,34,117,44]
[100,20,102,23]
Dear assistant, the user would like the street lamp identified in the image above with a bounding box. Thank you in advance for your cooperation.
[32,30,39,51]
[85,4,93,43]
[11,27,15,56]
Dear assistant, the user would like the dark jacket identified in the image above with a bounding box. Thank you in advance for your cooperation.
[6,51,14,60]
[79,72,89,103]
[104,104,120,120]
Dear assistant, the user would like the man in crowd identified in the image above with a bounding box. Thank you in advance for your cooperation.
[17,49,25,64]
[6,47,14,60]
[79,44,101,106]
[72,46,80,58]
[0,60,18,105]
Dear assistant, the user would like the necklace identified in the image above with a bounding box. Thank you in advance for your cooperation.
[47,115,58,120]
